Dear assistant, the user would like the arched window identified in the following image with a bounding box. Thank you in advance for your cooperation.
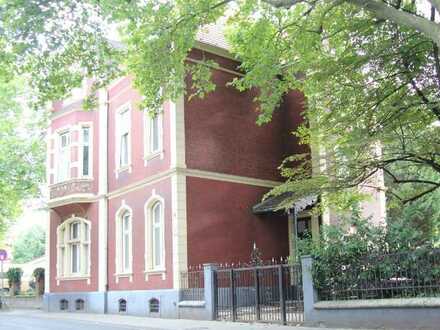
[75,299,85,311]
[60,299,69,311]
[57,217,91,278]
[116,207,132,274]
[145,198,165,271]
[149,298,160,313]
[118,298,127,313]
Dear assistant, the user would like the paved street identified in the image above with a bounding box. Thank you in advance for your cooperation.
[0,309,370,330]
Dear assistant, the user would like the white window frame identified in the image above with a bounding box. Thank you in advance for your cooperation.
[56,130,71,183]
[115,204,133,281]
[143,111,163,165]
[144,195,165,276]
[115,103,132,174]
[79,124,93,178]
[56,216,91,282]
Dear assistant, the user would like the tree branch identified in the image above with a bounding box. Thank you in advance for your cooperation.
[431,6,440,88]
[348,0,440,47]
[403,184,440,204]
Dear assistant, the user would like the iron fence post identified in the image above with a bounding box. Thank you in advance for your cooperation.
[230,269,237,322]
[278,265,287,325]
[254,268,260,321]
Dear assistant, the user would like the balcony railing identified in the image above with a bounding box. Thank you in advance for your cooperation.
[49,178,94,200]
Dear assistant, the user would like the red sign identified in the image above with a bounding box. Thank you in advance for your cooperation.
[0,249,7,261]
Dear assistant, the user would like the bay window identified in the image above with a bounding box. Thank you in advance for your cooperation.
[56,131,70,182]
[81,126,91,177]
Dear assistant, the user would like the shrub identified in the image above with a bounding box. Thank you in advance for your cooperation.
[298,209,436,299]
[6,267,23,295]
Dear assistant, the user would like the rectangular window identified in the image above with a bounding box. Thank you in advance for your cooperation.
[60,247,65,276]
[70,222,79,240]
[121,213,131,272]
[152,203,163,268]
[144,112,162,159]
[57,131,70,182]
[81,127,90,177]
[150,115,160,153]
[118,108,130,168]
[71,243,80,274]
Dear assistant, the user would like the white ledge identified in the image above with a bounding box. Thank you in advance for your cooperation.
[56,276,90,281]
[315,297,440,310]
[178,300,206,308]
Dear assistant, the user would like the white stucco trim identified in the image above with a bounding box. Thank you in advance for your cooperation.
[171,173,188,289]
[47,193,98,208]
[184,168,280,188]
[169,95,186,169]
[169,93,188,289]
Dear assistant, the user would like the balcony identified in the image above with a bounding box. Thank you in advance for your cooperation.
[48,178,96,208]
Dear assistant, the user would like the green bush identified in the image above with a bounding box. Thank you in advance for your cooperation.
[6,267,23,296]
[298,210,437,299]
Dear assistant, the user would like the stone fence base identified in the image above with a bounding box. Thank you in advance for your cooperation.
[301,256,440,330]
[1,296,43,309]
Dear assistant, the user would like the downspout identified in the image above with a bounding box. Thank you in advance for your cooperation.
[98,88,109,313]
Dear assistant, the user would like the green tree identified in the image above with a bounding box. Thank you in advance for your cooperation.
[0,77,45,240]
[1,1,440,210]
[12,225,46,264]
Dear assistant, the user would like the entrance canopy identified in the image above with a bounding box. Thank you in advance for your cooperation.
[252,192,318,215]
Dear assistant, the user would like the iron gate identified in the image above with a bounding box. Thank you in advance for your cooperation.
[214,264,303,324]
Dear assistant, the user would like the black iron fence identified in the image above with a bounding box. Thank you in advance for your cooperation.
[318,248,440,301]
[179,267,205,301]
[214,263,303,324]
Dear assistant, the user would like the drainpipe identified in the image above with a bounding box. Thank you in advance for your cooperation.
[98,88,109,313]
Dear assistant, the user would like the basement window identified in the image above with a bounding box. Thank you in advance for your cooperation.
[60,299,69,311]
[149,298,160,313]
[75,299,85,311]
[118,298,127,313]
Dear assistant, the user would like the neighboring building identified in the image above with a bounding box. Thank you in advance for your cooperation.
[44,27,385,315]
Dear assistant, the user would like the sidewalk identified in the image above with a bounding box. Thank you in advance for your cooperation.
[4,309,372,330]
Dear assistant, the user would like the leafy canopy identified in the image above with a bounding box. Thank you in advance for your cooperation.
[0,77,45,240]
[12,224,46,264]
[1,0,440,210]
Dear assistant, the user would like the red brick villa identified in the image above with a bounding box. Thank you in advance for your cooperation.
[44,27,385,316]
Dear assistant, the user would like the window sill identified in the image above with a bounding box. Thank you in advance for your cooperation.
[57,275,90,280]
[143,151,164,166]
[56,275,91,285]
[144,269,166,281]
[115,165,132,177]
[114,272,133,283]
